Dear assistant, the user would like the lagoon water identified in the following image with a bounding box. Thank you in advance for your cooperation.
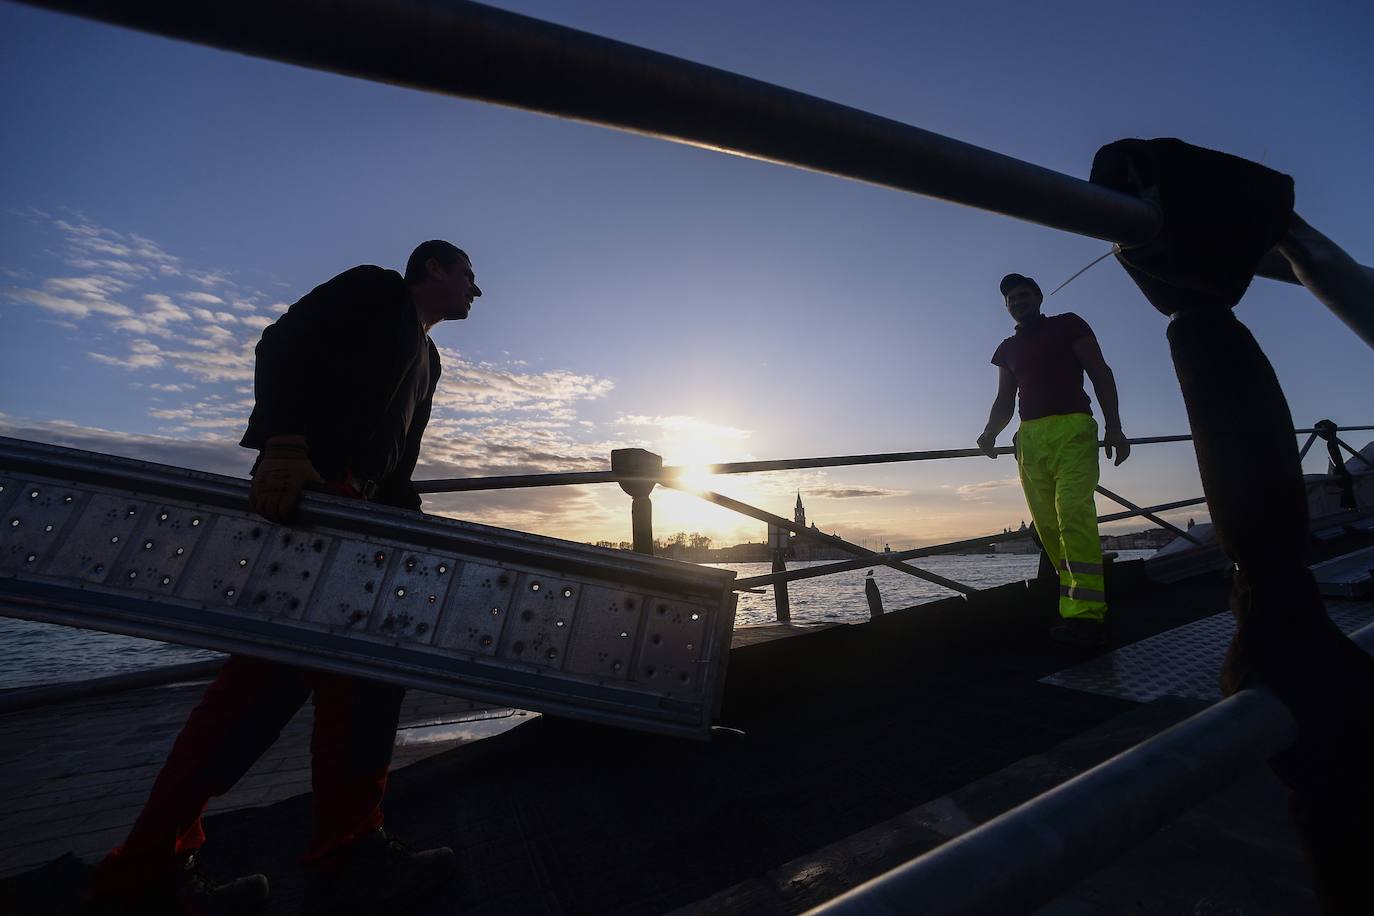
[0,551,1153,689]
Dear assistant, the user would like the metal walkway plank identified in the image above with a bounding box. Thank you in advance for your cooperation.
[0,437,737,738]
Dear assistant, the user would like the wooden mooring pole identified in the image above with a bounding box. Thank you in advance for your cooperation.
[771,549,791,623]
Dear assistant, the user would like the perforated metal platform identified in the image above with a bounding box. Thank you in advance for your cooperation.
[0,437,737,738]
[1041,600,1374,702]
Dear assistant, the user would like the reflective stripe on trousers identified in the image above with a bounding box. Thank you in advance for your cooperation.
[1016,412,1108,621]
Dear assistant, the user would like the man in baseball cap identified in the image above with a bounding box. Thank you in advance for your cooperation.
[977,273,1130,648]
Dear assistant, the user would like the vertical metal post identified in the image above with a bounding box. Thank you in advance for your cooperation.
[772,550,792,623]
[612,448,661,556]
[1315,420,1356,509]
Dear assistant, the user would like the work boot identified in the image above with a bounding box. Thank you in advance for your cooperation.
[1050,616,1107,650]
[303,829,457,915]
[174,853,270,915]
[85,852,269,915]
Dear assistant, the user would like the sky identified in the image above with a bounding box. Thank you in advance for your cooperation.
[2,0,1371,550]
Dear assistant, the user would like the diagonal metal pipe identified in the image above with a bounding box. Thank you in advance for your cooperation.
[1335,437,1374,471]
[735,496,1208,591]
[660,480,976,595]
[1095,485,1203,546]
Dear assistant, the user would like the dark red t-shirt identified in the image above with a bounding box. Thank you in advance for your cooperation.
[991,312,1095,421]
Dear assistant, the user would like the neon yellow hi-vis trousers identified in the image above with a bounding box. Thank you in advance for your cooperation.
[1016,412,1107,621]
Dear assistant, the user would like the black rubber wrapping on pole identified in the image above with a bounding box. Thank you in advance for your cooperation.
[1090,138,1294,311]
[613,448,660,556]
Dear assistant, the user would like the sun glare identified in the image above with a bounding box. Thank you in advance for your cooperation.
[650,432,762,543]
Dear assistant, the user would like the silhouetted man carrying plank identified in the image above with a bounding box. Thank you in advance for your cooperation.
[977,273,1130,648]
[86,241,481,916]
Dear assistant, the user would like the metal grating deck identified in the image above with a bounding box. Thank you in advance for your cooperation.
[1041,599,1374,702]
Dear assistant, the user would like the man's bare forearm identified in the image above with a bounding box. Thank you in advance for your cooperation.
[1089,367,1123,431]
[983,400,1015,438]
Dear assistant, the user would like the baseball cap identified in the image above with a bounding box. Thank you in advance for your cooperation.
[999,273,1042,297]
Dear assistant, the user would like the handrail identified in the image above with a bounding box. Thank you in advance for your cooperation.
[808,621,1374,915]
[408,424,1369,598]
[659,480,977,595]
[733,497,1209,591]
[1336,437,1374,471]
[1094,485,1203,546]
[20,1,1374,346]
[414,427,1373,494]
[1095,497,1208,525]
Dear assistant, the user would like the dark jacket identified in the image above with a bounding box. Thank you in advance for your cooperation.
[239,265,441,510]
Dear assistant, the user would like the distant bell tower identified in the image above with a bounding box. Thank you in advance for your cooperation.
[795,491,806,528]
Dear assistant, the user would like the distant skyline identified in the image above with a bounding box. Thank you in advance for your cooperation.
[2,0,1371,548]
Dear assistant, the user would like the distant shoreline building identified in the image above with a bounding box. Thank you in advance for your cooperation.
[787,492,853,561]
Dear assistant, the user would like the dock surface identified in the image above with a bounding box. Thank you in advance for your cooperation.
[3,550,1371,914]
[0,621,831,883]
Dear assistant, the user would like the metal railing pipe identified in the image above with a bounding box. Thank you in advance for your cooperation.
[25,0,1157,247]
[807,687,1298,916]
[415,469,616,493]
[1094,485,1203,546]
[413,429,1365,494]
[662,481,976,595]
[735,496,1207,590]
[1095,497,1207,525]
[735,531,1030,591]
[1336,438,1374,471]
[24,0,1374,318]
[810,622,1374,915]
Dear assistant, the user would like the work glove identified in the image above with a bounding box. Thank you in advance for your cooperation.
[250,441,324,523]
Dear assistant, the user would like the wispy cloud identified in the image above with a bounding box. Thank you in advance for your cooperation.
[8,282,135,319]
[433,349,615,415]
[808,485,909,499]
[52,217,181,277]
[955,478,1021,501]
[3,212,636,540]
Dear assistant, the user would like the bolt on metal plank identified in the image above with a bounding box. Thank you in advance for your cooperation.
[0,437,737,739]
